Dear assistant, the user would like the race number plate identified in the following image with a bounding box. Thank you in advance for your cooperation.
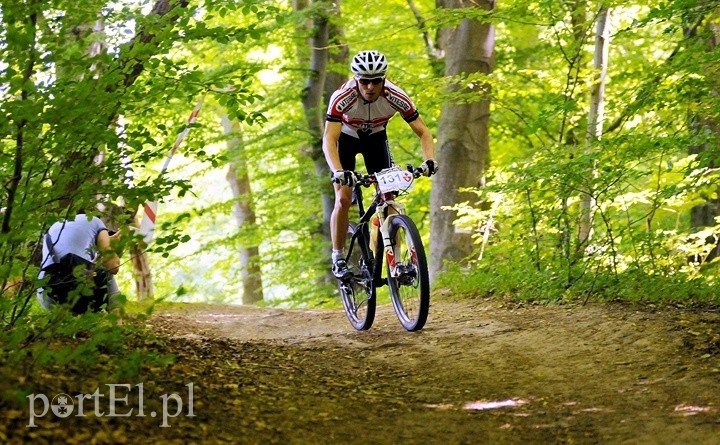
[375,167,414,193]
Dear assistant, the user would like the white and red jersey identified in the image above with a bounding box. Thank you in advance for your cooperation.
[326,78,420,138]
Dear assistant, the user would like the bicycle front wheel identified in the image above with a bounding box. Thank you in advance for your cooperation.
[386,215,430,331]
[339,222,376,330]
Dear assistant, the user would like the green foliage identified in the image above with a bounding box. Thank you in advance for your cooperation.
[436,258,720,304]
[0,0,280,313]
[134,0,441,306]
[438,0,720,304]
[0,303,173,397]
[3,0,719,337]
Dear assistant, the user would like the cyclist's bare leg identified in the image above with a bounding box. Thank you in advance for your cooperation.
[331,184,353,252]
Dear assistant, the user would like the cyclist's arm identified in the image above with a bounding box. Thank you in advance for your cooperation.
[407,116,435,161]
[96,230,121,274]
[322,121,344,171]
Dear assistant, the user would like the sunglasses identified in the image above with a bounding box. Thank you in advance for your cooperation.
[358,77,384,86]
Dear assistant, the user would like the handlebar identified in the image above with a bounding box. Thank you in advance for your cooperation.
[352,164,424,188]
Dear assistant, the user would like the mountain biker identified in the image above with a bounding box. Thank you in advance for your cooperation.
[322,50,437,280]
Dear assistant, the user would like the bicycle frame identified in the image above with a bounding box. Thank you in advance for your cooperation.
[337,164,430,332]
[347,181,407,288]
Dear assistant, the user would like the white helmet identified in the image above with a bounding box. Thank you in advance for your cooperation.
[351,50,388,78]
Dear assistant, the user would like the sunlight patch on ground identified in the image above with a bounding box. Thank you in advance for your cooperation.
[425,399,528,411]
[578,407,610,413]
[464,399,528,411]
[424,403,454,410]
[674,404,715,416]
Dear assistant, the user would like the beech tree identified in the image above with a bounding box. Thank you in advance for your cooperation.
[578,5,611,250]
[222,115,264,304]
[3,0,719,317]
[429,0,496,280]
[688,9,720,262]
[0,0,273,321]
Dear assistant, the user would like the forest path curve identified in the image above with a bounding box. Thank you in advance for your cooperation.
[149,297,720,444]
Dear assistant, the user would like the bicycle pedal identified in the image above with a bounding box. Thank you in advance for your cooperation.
[338,272,354,282]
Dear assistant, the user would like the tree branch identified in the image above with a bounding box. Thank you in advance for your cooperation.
[114,0,191,90]
[406,0,443,75]
[604,14,706,135]
[2,11,38,234]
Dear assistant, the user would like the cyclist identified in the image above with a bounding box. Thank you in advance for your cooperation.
[322,50,437,279]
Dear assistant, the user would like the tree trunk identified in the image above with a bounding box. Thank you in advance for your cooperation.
[689,11,720,262]
[320,1,348,268]
[294,0,336,283]
[131,213,155,300]
[83,10,156,301]
[430,0,495,281]
[60,0,191,199]
[222,115,264,304]
[579,6,611,248]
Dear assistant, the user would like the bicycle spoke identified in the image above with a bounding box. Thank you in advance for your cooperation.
[338,222,376,330]
[335,168,431,332]
[387,215,429,331]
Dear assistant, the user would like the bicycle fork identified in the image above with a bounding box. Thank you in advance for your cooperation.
[369,200,407,286]
[378,211,404,279]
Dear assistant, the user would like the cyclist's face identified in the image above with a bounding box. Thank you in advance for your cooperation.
[356,76,384,102]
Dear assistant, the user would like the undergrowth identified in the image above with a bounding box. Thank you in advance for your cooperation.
[0,298,175,408]
[435,257,720,306]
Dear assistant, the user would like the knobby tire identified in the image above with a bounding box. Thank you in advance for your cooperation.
[339,222,376,330]
[386,215,430,331]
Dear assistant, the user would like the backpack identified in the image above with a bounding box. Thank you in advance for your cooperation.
[41,233,111,315]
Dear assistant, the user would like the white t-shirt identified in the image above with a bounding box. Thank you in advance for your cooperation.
[40,214,108,268]
[37,214,112,309]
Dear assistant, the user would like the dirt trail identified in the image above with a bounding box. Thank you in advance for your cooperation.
[148,297,720,444]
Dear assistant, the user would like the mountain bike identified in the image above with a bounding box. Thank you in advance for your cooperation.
[336,165,430,332]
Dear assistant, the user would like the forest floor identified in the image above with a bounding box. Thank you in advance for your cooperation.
[4,294,720,444]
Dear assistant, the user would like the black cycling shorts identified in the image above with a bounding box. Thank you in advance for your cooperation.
[338,131,393,174]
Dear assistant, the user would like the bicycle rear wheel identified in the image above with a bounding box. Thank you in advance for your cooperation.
[339,222,376,330]
[386,215,429,331]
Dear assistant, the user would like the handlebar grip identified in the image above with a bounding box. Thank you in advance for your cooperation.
[404,164,420,178]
